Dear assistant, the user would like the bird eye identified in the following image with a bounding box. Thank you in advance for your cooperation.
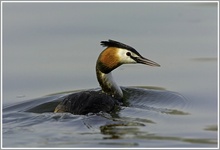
[126,52,131,56]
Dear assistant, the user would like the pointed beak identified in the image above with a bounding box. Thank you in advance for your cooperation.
[132,55,160,67]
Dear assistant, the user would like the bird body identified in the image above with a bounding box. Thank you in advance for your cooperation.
[54,40,160,114]
[54,90,118,115]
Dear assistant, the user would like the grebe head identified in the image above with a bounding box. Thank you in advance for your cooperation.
[97,39,160,73]
[96,39,160,99]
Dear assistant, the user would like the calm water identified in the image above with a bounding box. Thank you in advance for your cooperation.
[2,2,218,148]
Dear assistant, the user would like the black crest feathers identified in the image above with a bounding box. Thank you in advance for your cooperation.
[100,39,141,56]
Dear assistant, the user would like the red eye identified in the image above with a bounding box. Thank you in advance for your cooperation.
[126,52,131,56]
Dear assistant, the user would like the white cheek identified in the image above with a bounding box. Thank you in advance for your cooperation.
[117,48,137,64]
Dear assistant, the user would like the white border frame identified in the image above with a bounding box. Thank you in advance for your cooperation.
[1,1,219,149]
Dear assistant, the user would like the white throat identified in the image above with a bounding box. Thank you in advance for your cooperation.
[96,69,123,99]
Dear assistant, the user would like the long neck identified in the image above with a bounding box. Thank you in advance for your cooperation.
[96,67,123,100]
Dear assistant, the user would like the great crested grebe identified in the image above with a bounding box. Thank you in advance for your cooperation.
[54,40,160,115]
